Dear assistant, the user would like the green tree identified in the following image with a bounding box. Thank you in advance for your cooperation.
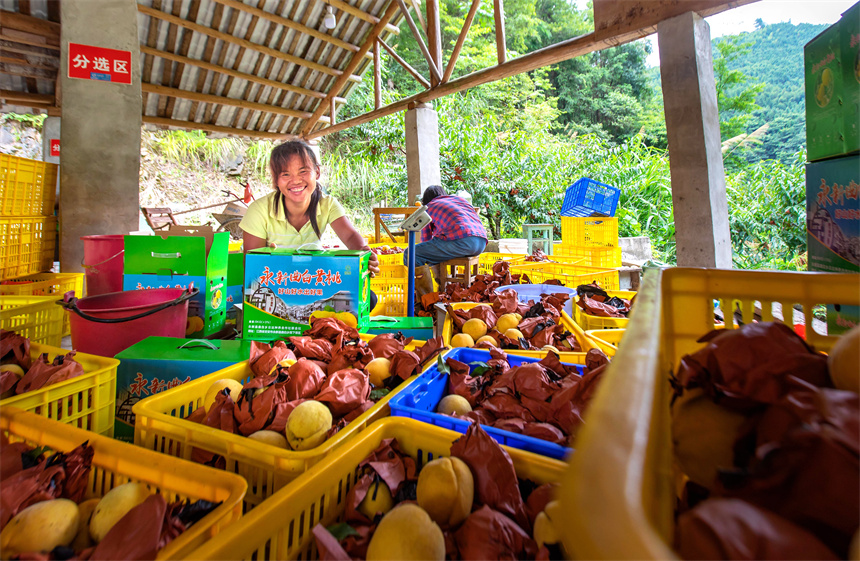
[713,35,764,141]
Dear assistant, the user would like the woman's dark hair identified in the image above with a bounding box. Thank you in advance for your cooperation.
[422,185,447,205]
[270,140,323,239]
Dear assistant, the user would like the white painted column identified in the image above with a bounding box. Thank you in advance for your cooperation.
[658,11,733,268]
[405,103,441,205]
[58,0,142,273]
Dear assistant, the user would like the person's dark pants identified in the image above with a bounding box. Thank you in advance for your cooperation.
[402,236,487,267]
[369,289,377,312]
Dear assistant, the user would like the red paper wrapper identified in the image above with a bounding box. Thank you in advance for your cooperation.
[316,369,371,417]
[450,422,531,530]
[327,340,373,375]
[285,359,326,400]
[447,358,486,407]
[312,524,353,561]
[454,505,538,560]
[675,498,838,560]
[305,317,360,348]
[0,330,31,371]
[366,333,412,360]
[15,352,84,395]
[289,336,334,362]
[249,340,296,378]
[525,483,557,527]
[89,494,167,561]
[673,322,831,411]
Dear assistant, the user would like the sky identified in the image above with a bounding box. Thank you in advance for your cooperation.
[574,0,857,66]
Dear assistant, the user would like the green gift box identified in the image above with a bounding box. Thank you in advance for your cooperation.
[113,336,252,441]
[243,247,371,341]
[362,315,433,340]
[124,226,229,337]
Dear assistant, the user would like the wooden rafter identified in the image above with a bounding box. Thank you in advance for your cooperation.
[308,26,655,139]
[143,115,295,140]
[137,4,363,82]
[394,0,441,84]
[426,0,442,86]
[443,0,481,83]
[211,0,363,55]
[140,83,331,123]
[0,33,60,51]
[493,0,506,64]
[165,0,201,118]
[378,38,430,88]
[0,10,60,40]
[302,0,400,136]
[374,41,382,109]
[0,41,59,59]
[326,0,400,35]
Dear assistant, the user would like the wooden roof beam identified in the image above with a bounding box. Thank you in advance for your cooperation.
[592,0,760,39]
[138,4,363,82]
[378,38,429,88]
[0,88,54,105]
[442,0,480,83]
[141,82,331,123]
[302,0,400,135]
[143,115,297,139]
[140,46,346,103]
[326,0,400,35]
[0,10,60,38]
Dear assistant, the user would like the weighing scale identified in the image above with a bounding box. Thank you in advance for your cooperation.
[398,205,432,316]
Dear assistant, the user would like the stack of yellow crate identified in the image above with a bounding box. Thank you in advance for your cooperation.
[0,154,58,280]
[556,216,622,268]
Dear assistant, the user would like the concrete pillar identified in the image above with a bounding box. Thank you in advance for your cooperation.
[405,103,441,205]
[41,117,61,165]
[59,0,142,273]
[658,12,732,269]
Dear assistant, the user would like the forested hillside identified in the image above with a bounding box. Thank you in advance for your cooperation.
[715,21,828,164]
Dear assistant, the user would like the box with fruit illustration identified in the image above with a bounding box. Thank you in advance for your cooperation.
[112,336,252,442]
[243,248,371,340]
[805,16,845,162]
[123,226,228,338]
[806,153,859,334]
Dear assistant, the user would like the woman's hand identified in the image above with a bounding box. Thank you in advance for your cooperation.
[367,251,380,278]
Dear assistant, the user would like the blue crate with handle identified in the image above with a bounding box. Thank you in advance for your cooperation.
[387,347,584,459]
[561,178,620,217]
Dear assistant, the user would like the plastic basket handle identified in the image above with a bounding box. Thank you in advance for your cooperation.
[57,287,199,324]
[151,251,182,258]
[81,249,124,270]
[177,339,220,350]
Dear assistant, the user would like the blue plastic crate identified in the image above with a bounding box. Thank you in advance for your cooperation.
[561,178,620,217]
[387,347,584,459]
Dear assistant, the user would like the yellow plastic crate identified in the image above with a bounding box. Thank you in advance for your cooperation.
[0,295,64,346]
[555,244,622,268]
[442,302,596,361]
[509,261,620,291]
[0,217,57,280]
[477,252,528,274]
[0,154,58,216]
[573,289,637,331]
[1,342,118,436]
[228,239,243,252]
[134,336,426,511]
[561,216,618,247]
[369,243,408,266]
[370,276,408,316]
[1,406,246,560]
[584,328,625,357]
[190,416,567,560]
[558,268,860,560]
[375,263,407,279]
[0,272,84,335]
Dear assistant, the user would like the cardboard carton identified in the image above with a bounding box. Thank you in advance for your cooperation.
[243,248,371,340]
[123,226,229,337]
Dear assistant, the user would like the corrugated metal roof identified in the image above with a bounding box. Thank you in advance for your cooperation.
[1,0,401,137]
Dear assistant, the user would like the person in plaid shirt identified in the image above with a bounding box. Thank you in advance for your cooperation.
[404,185,487,268]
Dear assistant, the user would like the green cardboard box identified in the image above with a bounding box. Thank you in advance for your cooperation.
[113,337,252,441]
[123,226,229,337]
[806,154,859,334]
[841,2,860,154]
[805,20,846,162]
[363,316,434,340]
[226,251,245,320]
[243,248,371,340]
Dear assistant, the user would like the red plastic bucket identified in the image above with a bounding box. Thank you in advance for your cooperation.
[81,235,125,296]
[60,288,197,357]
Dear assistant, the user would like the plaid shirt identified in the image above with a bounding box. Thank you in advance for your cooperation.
[421,195,487,242]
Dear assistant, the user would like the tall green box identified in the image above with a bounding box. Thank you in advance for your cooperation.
[243,248,371,341]
[805,20,846,162]
[841,2,860,154]
[114,337,252,441]
[226,251,244,309]
[123,226,229,337]
[806,154,859,334]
